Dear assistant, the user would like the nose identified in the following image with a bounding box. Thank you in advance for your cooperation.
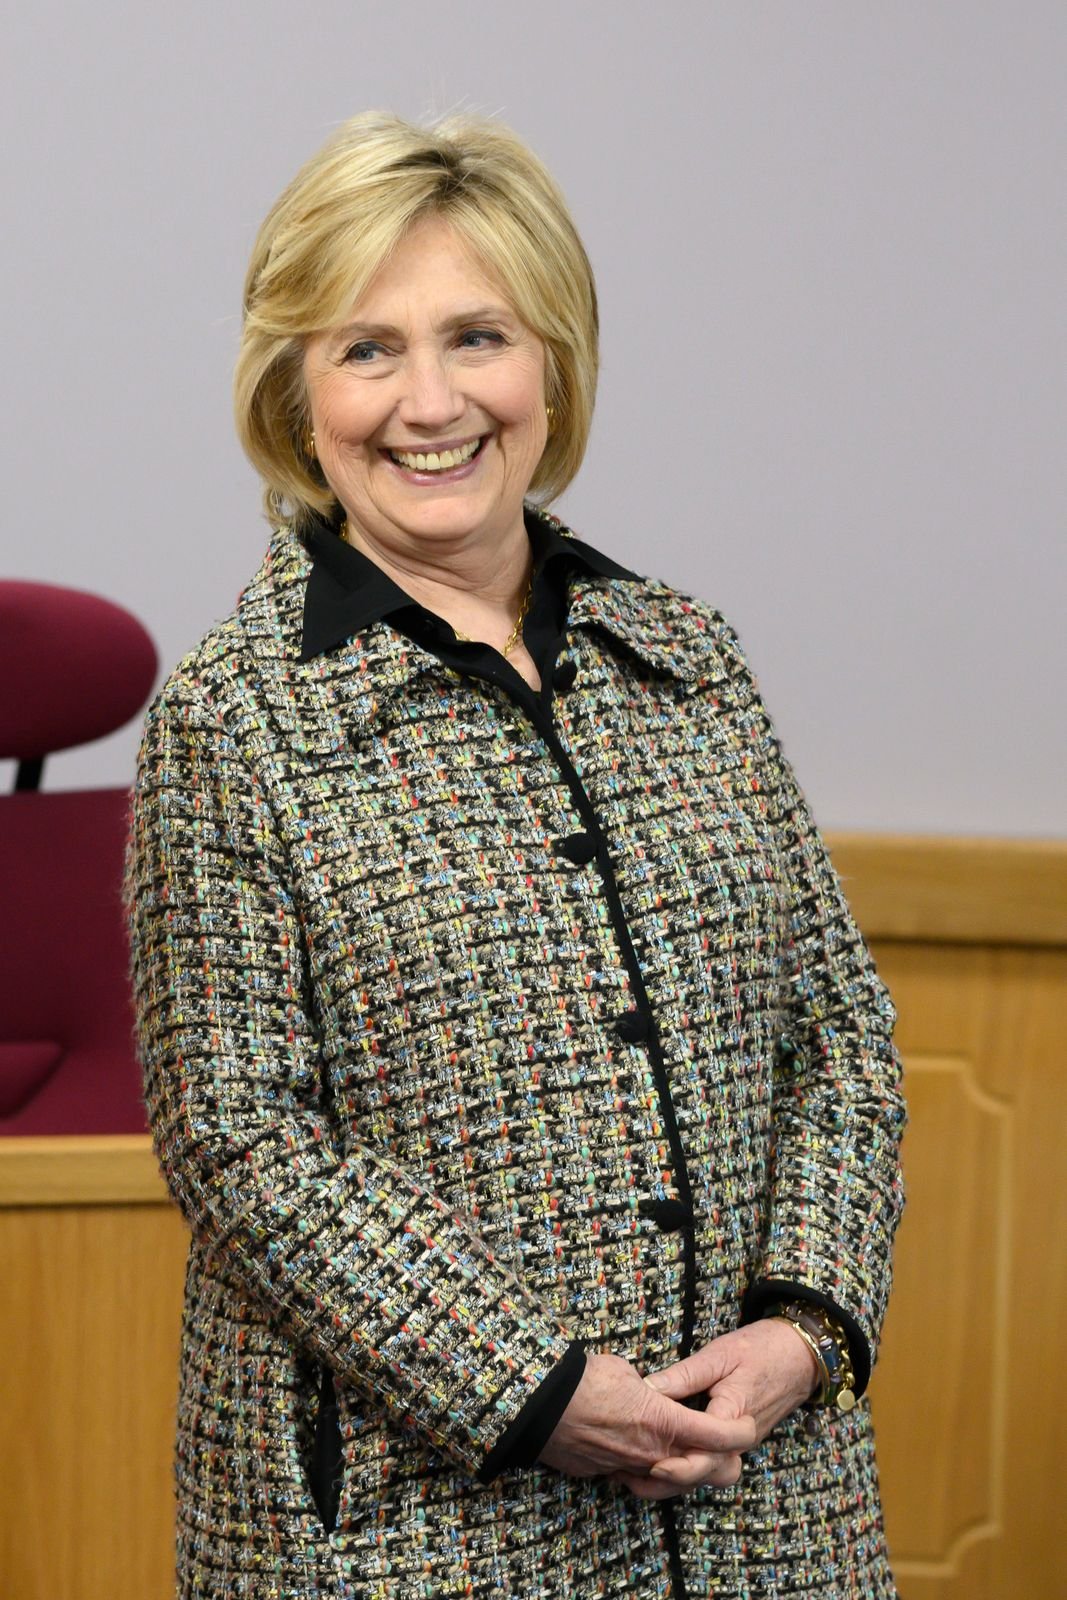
[396,348,465,434]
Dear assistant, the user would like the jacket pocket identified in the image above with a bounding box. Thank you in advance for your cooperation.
[307,1364,344,1535]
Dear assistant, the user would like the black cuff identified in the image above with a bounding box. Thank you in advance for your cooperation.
[476,1341,587,1483]
[741,1278,872,1396]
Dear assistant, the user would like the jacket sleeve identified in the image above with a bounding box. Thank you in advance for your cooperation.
[126,672,579,1477]
[715,626,907,1393]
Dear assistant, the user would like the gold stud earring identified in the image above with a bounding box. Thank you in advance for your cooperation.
[546,404,556,431]
[303,427,316,459]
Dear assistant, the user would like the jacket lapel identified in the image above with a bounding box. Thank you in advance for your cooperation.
[239,523,712,751]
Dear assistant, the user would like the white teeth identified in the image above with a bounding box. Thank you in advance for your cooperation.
[390,438,481,472]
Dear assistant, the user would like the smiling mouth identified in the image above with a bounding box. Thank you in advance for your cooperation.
[384,437,486,473]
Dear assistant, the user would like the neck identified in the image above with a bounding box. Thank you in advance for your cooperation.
[342,513,533,620]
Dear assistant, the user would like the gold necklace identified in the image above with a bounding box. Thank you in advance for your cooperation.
[452,574,534,657]
[340,519,532,657]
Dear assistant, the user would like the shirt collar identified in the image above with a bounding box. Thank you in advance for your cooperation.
[299,504,639,662]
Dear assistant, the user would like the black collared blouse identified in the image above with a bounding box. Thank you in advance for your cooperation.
[301,505,639,689]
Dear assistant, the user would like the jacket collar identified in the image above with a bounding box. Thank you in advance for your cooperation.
[564,576,707,685]
[242,507,708,692]
[298,505,638,662]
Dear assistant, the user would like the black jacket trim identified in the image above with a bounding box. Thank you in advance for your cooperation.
[477,1341,588,1482]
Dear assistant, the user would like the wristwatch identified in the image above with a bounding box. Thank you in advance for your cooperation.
[766,1301,857,1415]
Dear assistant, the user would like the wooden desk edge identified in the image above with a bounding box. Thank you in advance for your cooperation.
[827,831,1067,947]
[0,1134,169,1208]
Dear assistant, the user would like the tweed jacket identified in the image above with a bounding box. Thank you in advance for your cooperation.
[127,511,906,1600]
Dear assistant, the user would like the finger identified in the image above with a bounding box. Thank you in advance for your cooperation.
[644,1347,728,1401]
[618,1451,745,1498]
[670,1398,758,1455]
[705,1385,746,1422]
[653,1451,745,1489]
[650,1451,720,1481]
[613,1475,686,1502]
[643,1370,680,1396]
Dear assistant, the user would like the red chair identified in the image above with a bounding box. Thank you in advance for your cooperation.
[0,580,158,1134]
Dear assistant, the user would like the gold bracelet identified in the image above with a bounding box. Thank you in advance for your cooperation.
[772,1313,830,1399]
[766,1302,857,1414]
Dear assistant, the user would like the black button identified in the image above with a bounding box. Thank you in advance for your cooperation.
[558,831,597,866]
[552,657,578,692]
[616,1009,651,1043]
[639,1198,693,1234]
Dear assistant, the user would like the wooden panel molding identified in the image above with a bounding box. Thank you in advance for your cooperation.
[873,1054,1012,1579]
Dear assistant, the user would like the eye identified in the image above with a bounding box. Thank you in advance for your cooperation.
[458,329,505,350]
[343,340,385,364]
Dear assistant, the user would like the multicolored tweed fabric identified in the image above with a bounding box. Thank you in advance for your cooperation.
[127,512,906,1598]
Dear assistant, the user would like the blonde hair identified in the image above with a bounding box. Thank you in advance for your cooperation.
[234,111,599,528]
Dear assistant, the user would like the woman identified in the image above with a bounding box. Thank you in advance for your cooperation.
[128,110,906,1599]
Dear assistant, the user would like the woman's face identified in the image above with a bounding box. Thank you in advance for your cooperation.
[303,216,548,556]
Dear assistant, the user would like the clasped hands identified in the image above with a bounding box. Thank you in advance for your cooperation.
[539,1319,819,1499]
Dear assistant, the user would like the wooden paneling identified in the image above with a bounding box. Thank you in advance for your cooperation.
[0,1201,188,1600]
[1,835,1063,1598]
[869,942,1067,1598]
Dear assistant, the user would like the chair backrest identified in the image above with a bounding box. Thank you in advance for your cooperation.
[0,580,157,1134]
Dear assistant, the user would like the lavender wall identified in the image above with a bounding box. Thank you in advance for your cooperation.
[2,2,1063,834]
